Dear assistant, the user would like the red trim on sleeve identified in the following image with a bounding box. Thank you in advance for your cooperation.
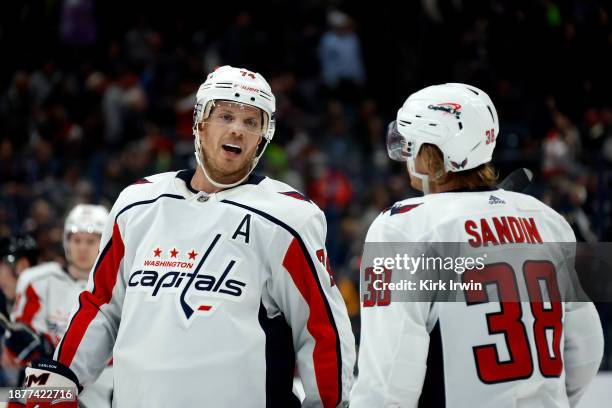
[282,237,340,408]
[57,223,124,367]
[16,285,41,327]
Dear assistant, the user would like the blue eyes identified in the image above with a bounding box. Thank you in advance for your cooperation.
[215,113,259,130]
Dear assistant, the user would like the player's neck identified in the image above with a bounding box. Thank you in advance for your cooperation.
[191,167,224,194]
[67,264,89,282]
[426,179,464,194]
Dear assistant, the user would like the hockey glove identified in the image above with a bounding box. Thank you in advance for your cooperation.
[3,322,54,364]
[22,358,80,408]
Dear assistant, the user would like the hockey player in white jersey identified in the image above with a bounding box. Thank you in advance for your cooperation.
[22,65,355,407]
[350,83,604,407]
[6,204,113,407]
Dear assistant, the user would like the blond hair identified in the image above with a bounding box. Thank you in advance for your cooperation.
[419,144,498,188]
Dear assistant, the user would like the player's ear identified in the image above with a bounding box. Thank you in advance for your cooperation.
[198,122,206,135]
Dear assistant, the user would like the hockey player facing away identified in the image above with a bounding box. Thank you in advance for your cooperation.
[350,84,604,408]
[7,204,112,407]
[23,66,355,408]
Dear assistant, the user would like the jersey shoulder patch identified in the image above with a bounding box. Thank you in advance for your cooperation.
[131,178,152,185]
[384,196,424,216]
[279,190,311,202]
[386,202,422,216]
[118,171,182,216]
[129,171,177,187]
[259,178,315,206]
[236,177,322,228]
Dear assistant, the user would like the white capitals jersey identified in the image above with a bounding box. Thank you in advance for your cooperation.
[52,170,355,408]
[351,187,603,408]
[13,263,84,345]
[12,262,113,407]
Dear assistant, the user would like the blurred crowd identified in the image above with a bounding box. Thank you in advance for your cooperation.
[1,0,611,367]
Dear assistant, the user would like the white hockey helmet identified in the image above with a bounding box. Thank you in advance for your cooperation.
[387,83,499,188]
[63,204,109,259]
[192,65,276,188]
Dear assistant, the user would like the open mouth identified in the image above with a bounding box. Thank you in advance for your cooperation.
[222,144,242,155]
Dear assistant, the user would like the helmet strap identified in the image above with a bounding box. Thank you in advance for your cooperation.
[193,128,269,190]
[406,159,431,195]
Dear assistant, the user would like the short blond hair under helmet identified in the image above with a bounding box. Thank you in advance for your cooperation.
[387,83,499,193]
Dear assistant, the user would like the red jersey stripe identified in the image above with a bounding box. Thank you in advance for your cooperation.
[17,284,41,327]
[57,223,124,367]
[282,237,339,408]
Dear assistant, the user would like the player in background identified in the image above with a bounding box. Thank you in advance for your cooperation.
[350,83,604,407]
[6,204,112,407]
[0,235,40,317]
[22,65,355,407]
[0,235,40,386]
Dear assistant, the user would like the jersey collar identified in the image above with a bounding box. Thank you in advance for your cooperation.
[175,169,265,198]
[441,185,499,193]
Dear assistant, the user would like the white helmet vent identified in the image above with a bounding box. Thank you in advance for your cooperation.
[258,90,273,101]
[487,106,495,123]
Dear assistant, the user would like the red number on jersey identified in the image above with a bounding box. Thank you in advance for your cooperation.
[315,249,336,286]
[463,261,563,383]
[524,261,563,377]
[363,267,392,307]
[464,263,533,382]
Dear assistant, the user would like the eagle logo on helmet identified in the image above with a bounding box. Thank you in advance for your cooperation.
[193,103,204,124]
[450,158,468,169]
[428,102,462,117]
